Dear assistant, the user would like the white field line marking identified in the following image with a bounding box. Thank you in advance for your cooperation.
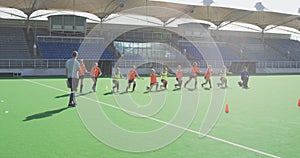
[24,79,280,158]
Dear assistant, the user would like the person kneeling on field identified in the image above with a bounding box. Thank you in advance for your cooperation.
[126,65,140,92]
[160,67,172,90]
[146,69,159,92]
[238,66,249,89]
[112,67,123,93]
[217,66,232,88]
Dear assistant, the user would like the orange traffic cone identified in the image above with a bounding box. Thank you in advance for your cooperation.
[298,99,300,107]
[225,104,229,113]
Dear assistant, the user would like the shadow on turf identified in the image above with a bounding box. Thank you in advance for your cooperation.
[77,91,93,96]
[23,107,68,121]
[55,94,69,98]
[55,91,92,98]
[172,88,181,91]
[103,91,114,95]
[203,87,211,90]
[118,91,133,95]
[187,88,197,91]
[143,89,166,94]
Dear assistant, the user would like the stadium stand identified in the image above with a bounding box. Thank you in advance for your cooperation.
[175,41,240,61]
[123,53,143,60]
[217,36,288,61]
[38,42,79,59]
[0,27,31,59]
[264,38,300,61]
[38,41,116,60]
[217,44,240,61]
[180,45,204,60]
[0,20,299,76]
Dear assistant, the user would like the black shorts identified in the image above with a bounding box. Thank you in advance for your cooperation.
[204,77,211,81]
[113,80,119,84]
[242,77,249,83]
[128,79,135,84]
[189,75,197,78]
[161,79,167,83]
[220,77,226,81]
[79,75,84,79]
[91,76,98,80]
[150,82,158,86]
[67,78,79,91]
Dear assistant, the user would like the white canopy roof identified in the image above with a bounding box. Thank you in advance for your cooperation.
[0,0,298,31]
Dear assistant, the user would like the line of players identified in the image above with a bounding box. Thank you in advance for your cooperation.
[110,62,249,93]
[79,60,250,94]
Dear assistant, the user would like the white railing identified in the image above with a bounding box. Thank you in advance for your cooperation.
[1,59,300,70]
[36,36,105,44]
[256,61,300,68]
[0,59,67,69]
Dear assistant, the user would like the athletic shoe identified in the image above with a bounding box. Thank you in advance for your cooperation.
[68,103,76,108]
[238,81,242,87]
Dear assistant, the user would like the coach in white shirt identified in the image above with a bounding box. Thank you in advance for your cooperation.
[65,51,80,107]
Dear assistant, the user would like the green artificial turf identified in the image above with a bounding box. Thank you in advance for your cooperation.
[0,76,299,158]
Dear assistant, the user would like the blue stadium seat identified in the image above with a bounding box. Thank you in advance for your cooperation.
[38,41,116,60]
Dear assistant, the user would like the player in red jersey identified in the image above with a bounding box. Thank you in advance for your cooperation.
[125,65,140,92]
[90,62,102,92]
[78,59,87,93]
[202,65,213,89]
[174,65,183,88]
[184,62,200,89]
[146,69,159,91]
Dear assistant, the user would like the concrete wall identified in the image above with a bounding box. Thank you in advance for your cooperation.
[256,68,300,74]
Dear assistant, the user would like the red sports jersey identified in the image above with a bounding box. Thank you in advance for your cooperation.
[191,66,199,76]
[128,70,137,80]
[150,74,157,84]
[79,64,86,76]
[90,67,100,77]
[204,69,212,79]
[176,70,183,79]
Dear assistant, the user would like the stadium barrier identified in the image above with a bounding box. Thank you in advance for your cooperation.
[1,59,300,76]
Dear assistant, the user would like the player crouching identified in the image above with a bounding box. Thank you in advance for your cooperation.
[112,67,123,93]
[217,66,232,88]
[125,65,141,92]
[160,67,172,90]
[146,69,159,92]
[238,66,249,89]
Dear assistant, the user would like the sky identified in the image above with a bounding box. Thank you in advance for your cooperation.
[0,0,299,40]
[155,0,300,15]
